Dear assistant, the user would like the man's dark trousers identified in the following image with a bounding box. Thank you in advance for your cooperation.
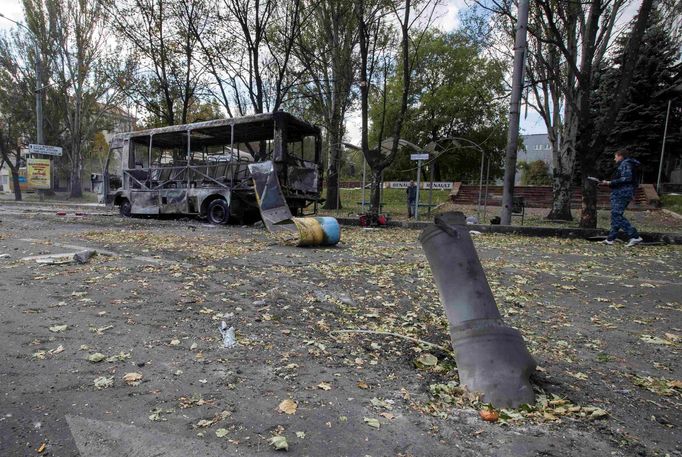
[608,188,639,241]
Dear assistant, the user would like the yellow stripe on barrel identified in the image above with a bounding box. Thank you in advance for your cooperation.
[291,217,341,246]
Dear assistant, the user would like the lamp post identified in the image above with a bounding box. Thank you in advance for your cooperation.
[0,13,43,145]
[652,82,681,195]
[500,0,529,225]
[656,100,671,194]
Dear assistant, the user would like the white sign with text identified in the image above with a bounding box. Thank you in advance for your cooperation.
[385,181,454,190]
[29,144,63,156]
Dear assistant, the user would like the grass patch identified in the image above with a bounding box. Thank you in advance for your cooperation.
[661,194,682,215]
[320,187,452,219]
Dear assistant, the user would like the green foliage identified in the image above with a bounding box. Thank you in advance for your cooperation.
[321,187,452,218]
[368,29,508,183]
[518,160,551,186]
[595,8,682,182]
[141,98,225,129]
[660,194,682,215]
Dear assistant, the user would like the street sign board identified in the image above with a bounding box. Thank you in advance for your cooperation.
[423,182,454,190]
[410,153,429,161]
[27,158,51,189]
[29,144,62,156]
[386,181,454,190]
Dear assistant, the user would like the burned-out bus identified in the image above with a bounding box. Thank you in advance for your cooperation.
[99,112,323,224]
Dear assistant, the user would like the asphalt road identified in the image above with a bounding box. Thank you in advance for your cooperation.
[1,207,680,456]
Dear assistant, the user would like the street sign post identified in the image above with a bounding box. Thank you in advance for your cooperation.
[28,144,62,156]
[28,144,60,193]
[411,153,429,219]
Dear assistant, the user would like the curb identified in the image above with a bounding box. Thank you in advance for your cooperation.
[0,200,108,211]
[662,208,682,221]
[334,217,682,245]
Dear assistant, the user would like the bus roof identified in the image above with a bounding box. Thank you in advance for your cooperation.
[110,112,319,149]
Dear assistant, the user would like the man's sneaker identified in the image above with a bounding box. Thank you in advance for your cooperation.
[626,236,643,247]
[601,239,614,245]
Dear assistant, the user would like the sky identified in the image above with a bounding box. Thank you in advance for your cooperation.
[0,0,642,140]
[0,0,23,30]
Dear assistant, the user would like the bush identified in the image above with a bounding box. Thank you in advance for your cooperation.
[519,160,552,185]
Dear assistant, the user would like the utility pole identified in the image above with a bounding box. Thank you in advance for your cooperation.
[656,100,671,194]
[500,0,529,225]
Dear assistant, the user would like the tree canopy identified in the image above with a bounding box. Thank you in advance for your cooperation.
[371,29,508,182]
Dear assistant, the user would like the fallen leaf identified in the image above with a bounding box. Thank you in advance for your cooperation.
[90,325,114,335]
[667,380,682,389]
[278,399,297,415]
[215,428,228,438]
[369,397,392,410]
[269,435,288,451]
[640,335,673,345]
[357,380,369,389]
[664,333,679,342]
[196,419,214,428]
[295,431,305,439]
[479,409,500,422]
[94,376,113,389]
[568,371,588,380]
[317,382,332,391]
[105,352,131,362]
[49,324,68,333]
[88,353,107,363]
[122,372,143,386]
[415,353,438,369]
[170,339,181,346]
[363,417,380,429]
[588,408,608,419]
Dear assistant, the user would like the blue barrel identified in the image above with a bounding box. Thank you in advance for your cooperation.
[316,216,341,246]
[291,216,341,246]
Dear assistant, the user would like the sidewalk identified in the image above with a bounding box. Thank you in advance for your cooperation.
[0,198,111,217]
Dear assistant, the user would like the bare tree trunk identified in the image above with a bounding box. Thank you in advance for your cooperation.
[11,169,22,201]
[578,0,654,228]
[579,157,598,227]
[547,113,577,220]
[369,169,382,215]
[70,144,83,198]
[548,174,573,220]
[0,132,22,201]
[323,119,343,210]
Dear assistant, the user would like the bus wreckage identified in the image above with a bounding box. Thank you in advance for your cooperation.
[98,112,340,246]
[100,112,321,223]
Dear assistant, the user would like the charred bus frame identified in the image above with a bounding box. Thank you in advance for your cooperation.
[101,112,322,224]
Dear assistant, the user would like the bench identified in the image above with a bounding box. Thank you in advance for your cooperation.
[512,196,525,225]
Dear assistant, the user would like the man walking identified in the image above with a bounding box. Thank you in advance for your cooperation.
[406,180,417,218]
[600,149,643,247]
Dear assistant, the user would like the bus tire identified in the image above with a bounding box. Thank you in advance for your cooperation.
[119,199,132,217]
[207,199,230,225]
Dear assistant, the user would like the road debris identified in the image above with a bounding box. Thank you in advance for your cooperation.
[269,435,288,451]
[219,321,236,348]
[93,376,114,389]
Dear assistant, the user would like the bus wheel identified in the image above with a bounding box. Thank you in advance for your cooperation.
[119,199,132,217]
[208,199,230,225]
